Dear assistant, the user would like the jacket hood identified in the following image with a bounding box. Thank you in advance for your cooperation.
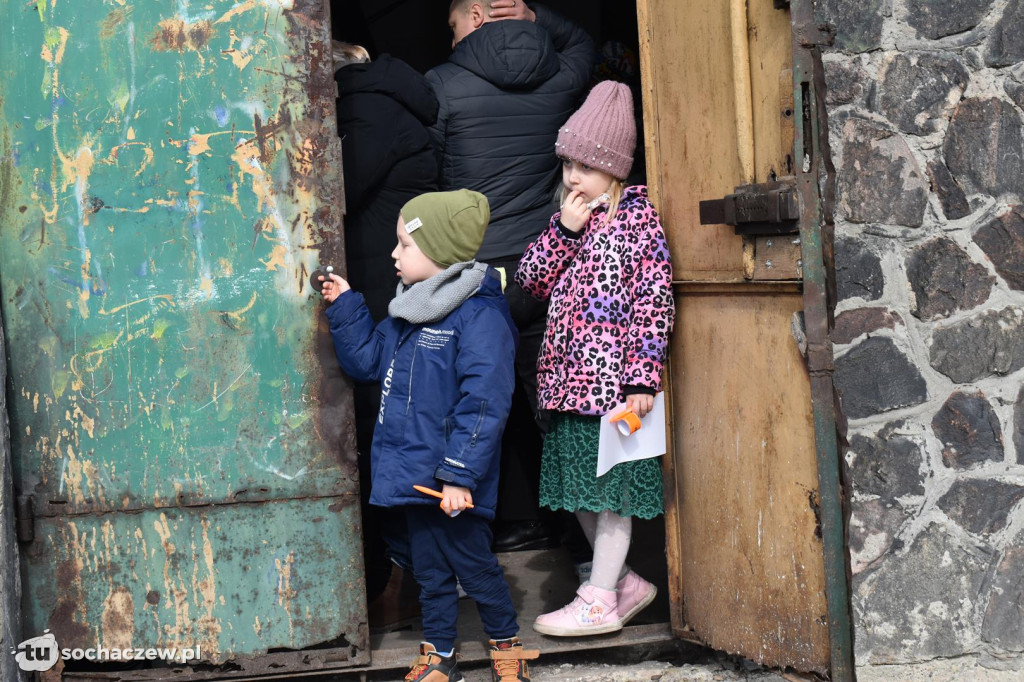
[450,20,559,89]
[336,54,439,126]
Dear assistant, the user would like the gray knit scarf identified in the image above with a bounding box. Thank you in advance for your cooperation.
[388,261,488,324]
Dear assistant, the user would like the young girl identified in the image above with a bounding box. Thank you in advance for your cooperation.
[514,81,675,636]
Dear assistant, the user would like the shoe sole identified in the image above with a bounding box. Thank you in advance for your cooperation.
[493,538,560,553]
[532,619,624,637]
[618,584,658,626]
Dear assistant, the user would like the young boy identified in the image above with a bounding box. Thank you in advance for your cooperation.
[319,189,538,682]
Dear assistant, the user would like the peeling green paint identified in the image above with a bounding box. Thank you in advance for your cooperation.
[1,0,361,667]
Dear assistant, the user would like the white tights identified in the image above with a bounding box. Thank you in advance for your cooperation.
[574,510,632,591]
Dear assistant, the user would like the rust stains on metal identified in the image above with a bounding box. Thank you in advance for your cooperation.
[150,18,216,53]
[100,586,135,650]
[100,6,134,41]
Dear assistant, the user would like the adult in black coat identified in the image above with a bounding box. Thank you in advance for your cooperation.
[427,1,595,551]
[428,1,594,263]
[334,49,439,612]
[336,53,439,323]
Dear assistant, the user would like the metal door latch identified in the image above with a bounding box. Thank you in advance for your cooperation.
[699,180,800,236]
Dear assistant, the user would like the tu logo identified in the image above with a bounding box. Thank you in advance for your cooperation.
[10,630,59,672]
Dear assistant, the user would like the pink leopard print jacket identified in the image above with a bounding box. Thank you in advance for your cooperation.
[515,185,675,416]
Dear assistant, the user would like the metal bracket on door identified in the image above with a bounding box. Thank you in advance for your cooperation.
[698,179,800,236]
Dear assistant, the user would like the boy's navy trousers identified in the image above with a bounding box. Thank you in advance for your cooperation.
[404,505,518,651]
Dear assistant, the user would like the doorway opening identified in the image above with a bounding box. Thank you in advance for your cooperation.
[328,0,673,668]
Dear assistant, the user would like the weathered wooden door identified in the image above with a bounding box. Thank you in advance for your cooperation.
[637,0,849,677]
[0,0,368,675]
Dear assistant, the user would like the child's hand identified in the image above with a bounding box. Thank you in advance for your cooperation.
[560,190,592,232]
[488,0,535,21]
[319,272,350,303]
[440,485,473,516]
[626,393,655,419]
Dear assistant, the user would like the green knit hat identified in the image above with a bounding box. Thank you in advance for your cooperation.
[399,190,490,267]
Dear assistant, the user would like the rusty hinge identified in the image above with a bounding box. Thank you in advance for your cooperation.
[16,495,34,543]
[699,179,800,236]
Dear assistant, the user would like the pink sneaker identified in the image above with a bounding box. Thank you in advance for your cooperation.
[615,571,657,625]
[533,583,622,637]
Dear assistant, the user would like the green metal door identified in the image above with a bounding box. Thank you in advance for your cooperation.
[0,0,367,673]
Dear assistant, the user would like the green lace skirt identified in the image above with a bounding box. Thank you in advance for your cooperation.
[538,412,664,519]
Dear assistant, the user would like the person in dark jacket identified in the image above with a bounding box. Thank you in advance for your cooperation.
[319,190,539,682]
[333,43,440,628]
[428,0,596,553]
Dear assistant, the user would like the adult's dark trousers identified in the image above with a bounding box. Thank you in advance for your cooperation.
[490,258,549,523]
[404,506,519,652]
[354,383,412,599]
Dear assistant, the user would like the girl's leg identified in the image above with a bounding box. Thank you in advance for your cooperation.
[574,509,598,547]
[589,510,632,591]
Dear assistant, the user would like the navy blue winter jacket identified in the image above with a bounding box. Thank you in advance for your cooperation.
[325,268,517,520]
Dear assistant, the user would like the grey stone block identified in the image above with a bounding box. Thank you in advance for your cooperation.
[926,159,971,221]
[833,307,902,345]
[982,545,1024,650]
[850,498,911,574]
[907,238,993,320]
[945,98,1024,199]
[1006,80,1024,112]
[973,206,1024,290]
[836,337,929,419]
[855,523,993,663]
[987,0,1024,67]
[938,479,1024,535]
[879,52,969,135]
[849,423,926,501]
[839,119,929,227]
[930,307,1024,383]
[817,0,885,53]
[931,390,1004,469]
[905,0,994,40]
[825,59,868,106]
[835,237,885,303]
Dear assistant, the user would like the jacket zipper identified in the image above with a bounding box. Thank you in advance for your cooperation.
[468,400,487,447]
[406,343,417,414]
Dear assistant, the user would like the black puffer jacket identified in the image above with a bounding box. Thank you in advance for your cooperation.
[336,55,439,322]
[426,6,595,261]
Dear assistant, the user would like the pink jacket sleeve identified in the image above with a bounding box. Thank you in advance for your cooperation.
[621,206,675,391]
[514,214,586,301]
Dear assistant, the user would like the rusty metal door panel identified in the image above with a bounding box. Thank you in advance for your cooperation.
[21,498,365,663]
[0,0,366,664]
[0,0,351,515]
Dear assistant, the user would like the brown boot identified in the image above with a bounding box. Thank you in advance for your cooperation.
[404,642,464,682]
[368,564,421,633]
[488,637,539,681]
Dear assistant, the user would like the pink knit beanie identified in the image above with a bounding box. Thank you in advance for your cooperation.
[554,80,636,180]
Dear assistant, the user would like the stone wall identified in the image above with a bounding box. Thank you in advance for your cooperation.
[818,0,1024,670]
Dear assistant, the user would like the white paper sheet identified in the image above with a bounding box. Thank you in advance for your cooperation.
[596,393,667,477]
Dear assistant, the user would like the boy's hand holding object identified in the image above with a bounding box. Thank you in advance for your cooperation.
[414,484,475,517]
